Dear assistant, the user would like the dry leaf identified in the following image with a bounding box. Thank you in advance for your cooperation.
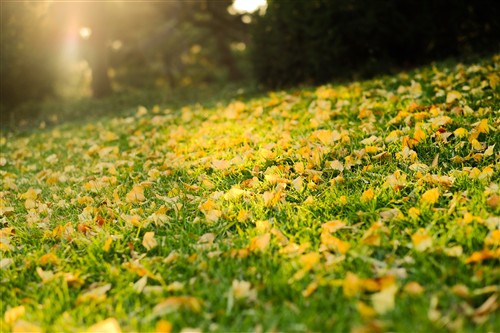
[371,284,398,314]
[156,320,173,333]
[142,232,158,251]
[361,188,375,202]
[153,296,202,316]
[87,318,122,333]
[12,320,43,333]
[421,188,439,205]
[4,306,25,325]
[412,229,433,252]
[249,233,270,252]
[126,185,146,203]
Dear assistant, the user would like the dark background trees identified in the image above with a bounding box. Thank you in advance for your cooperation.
[251,0,500,88]
[1,0,499,126]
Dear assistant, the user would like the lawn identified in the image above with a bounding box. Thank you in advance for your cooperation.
[1,54,499,332]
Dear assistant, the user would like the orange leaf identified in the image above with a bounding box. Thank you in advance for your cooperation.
[421,188,439,205]
[87,318,122,333]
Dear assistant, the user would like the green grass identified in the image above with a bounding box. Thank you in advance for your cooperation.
[1,55,499,332]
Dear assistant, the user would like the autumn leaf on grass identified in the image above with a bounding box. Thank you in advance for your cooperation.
[371,284,398,314]
[212,159,230,170]
[465,249,497,264]
[321,220,346,233]
[343,272,362,298]
[312,130,340,145]
[4,306,25,325]
[421,188,439,205]
[249,233,270,252]
[126,185,146,203]
[446,90,462,103]
[199,199,222,223]
[321,233,351,254]
[87,318,122,333]
[153,296,202,316]
[143,232,158,251]
[361,188,375,202]
[156,320,173,333]
[231,280,257,300]
[11,320,43,333]
[411,228,433,252]
[77,283,111,304]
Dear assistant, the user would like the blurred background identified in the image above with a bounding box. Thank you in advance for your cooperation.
[1,0,499,128]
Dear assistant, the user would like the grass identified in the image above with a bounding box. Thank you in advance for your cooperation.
[1,54,499,332]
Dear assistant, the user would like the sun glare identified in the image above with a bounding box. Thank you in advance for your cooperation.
[79,27,92,40]
[232,0,267,13]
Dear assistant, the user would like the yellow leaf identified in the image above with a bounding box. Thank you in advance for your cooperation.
[475,119,489,134]
[356,301,376,318]
[412,228,433,252]
[231,279,256,300]
[156,320,173,333]
[142,232,158,251]
[321,220,346,233]
[302,280,319,297]
[404,282,424,295]
[371,284,398,314]
[421,188,439,205]
[153,296,202,315]
[103,237,113,252]
[299,252,320,269]
[4,306,25,325]
[453,127,468,138]
[343,272,362,298]
[313,130,340,145]
[413,128,426,142]
[87,318,122,333]
[126,186,146,203]
[321,233,351,254]
[361,188,375,202]
[489,73,499,89]
[223,188,247,200]
[12,320,43,333]
[255,220,271,233]
[249,233,270,252]
[292,176,304,192]
[446,90,462,103]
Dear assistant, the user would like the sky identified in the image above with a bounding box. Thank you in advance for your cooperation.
[232,0,267,13]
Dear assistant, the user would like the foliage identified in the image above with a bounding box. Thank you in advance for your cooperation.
[251,0,500,88]
[0,2,59,123]
[1,55,500,332]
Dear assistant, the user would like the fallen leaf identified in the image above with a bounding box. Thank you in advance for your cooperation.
[87,318,122,333]
[153,296,202,316]
[77,284,112,304]
[133,276,148,293]
[12,320,43,333]
[126,185,146,203]
[412,228,433,252]
[361,188,375,202]
[446,90,462,103]
[371,284,398,314]
[232,279,256,300]
[142,232,158,251]
[155,320,173,333]
[249,233,270,252]
[4,306,25,325]
[421,188,439,205]
[404,282,424,295]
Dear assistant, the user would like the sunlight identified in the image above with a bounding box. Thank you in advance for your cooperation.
[79,26,92,40]
[232,0,267,13]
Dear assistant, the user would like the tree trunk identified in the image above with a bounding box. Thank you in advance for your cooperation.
[86,3,112,98]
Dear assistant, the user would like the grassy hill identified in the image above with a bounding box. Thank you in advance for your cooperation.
[1,54,499,332]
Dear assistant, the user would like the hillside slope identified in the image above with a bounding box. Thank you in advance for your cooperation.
[1,55,499,332]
